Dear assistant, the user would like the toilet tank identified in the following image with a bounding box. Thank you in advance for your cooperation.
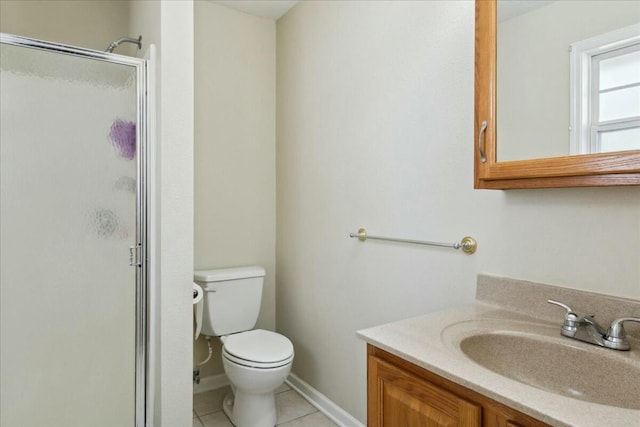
[194,266,265,337]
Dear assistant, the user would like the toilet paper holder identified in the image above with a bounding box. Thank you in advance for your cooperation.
[193,283,204,340]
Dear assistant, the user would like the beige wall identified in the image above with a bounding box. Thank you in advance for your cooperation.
[193,1,276,379]
[154,3,194,426]
[0,0,133,54]
[497,0,640,161]
[129,1,160,59]
[276,0,640,423]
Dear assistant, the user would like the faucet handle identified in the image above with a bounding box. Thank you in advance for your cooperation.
[547,299,578,319]
[604,317,640,351]
[547,299,579,332]
[547,299,573,313]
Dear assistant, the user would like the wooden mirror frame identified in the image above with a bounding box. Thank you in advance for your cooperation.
[474,0,640,190]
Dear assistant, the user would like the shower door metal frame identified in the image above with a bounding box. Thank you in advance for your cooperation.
[0,33,149,427]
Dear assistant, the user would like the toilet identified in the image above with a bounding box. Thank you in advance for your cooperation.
[194,266,294,427]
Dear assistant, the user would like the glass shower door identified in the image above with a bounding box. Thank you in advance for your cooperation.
[0,35,146,427]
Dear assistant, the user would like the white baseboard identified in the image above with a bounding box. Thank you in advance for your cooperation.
[286,373,365,427]
[193,373,230,394]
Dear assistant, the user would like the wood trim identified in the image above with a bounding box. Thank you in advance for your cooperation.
[367,345,552,427]
[367,345,381,427]
[473,0,640,190]
[476,173,640,189]
[474,0,497,189]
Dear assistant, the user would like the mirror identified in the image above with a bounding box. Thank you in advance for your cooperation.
[497,0,640,161]
[474,0,640,189]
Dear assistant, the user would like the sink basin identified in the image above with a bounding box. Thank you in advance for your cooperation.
[460,332,640,410]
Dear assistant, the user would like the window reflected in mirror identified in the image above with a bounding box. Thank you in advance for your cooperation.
[497,0,640,162]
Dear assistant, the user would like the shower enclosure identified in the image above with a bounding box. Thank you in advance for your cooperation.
[0,34,148,427]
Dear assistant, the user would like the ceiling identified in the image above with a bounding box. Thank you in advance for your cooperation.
[497,0,555,22]
[213,1,557,22]
[211,1,299,20]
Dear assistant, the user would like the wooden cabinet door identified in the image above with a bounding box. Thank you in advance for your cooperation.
[368,354,481,427]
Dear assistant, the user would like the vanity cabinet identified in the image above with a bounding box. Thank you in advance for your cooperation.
[367,345,550,427]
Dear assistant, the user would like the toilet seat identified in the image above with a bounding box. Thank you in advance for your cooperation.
[222,329,294,369]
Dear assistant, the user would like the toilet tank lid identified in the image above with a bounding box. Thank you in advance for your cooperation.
[194,266,265,282]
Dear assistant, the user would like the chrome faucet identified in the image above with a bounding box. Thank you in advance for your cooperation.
[548,299,640,351]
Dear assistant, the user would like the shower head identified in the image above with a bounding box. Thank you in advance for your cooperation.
[105,35,142,53]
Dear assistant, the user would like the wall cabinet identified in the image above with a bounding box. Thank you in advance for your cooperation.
[473,0,640,189]
[367,345,550,427]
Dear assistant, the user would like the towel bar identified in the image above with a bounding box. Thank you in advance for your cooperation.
[349,228,477,254]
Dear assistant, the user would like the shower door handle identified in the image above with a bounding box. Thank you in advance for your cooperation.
[129,243,142,267]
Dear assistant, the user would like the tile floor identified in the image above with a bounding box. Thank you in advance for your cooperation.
[193,383,338,427]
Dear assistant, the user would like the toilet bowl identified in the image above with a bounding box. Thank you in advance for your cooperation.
[194,267,295,427]
[220,329,293,427]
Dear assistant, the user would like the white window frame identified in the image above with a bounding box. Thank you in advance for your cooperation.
[569,23,640,155]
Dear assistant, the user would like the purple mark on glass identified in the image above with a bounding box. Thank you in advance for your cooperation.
[109,119,136,160]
